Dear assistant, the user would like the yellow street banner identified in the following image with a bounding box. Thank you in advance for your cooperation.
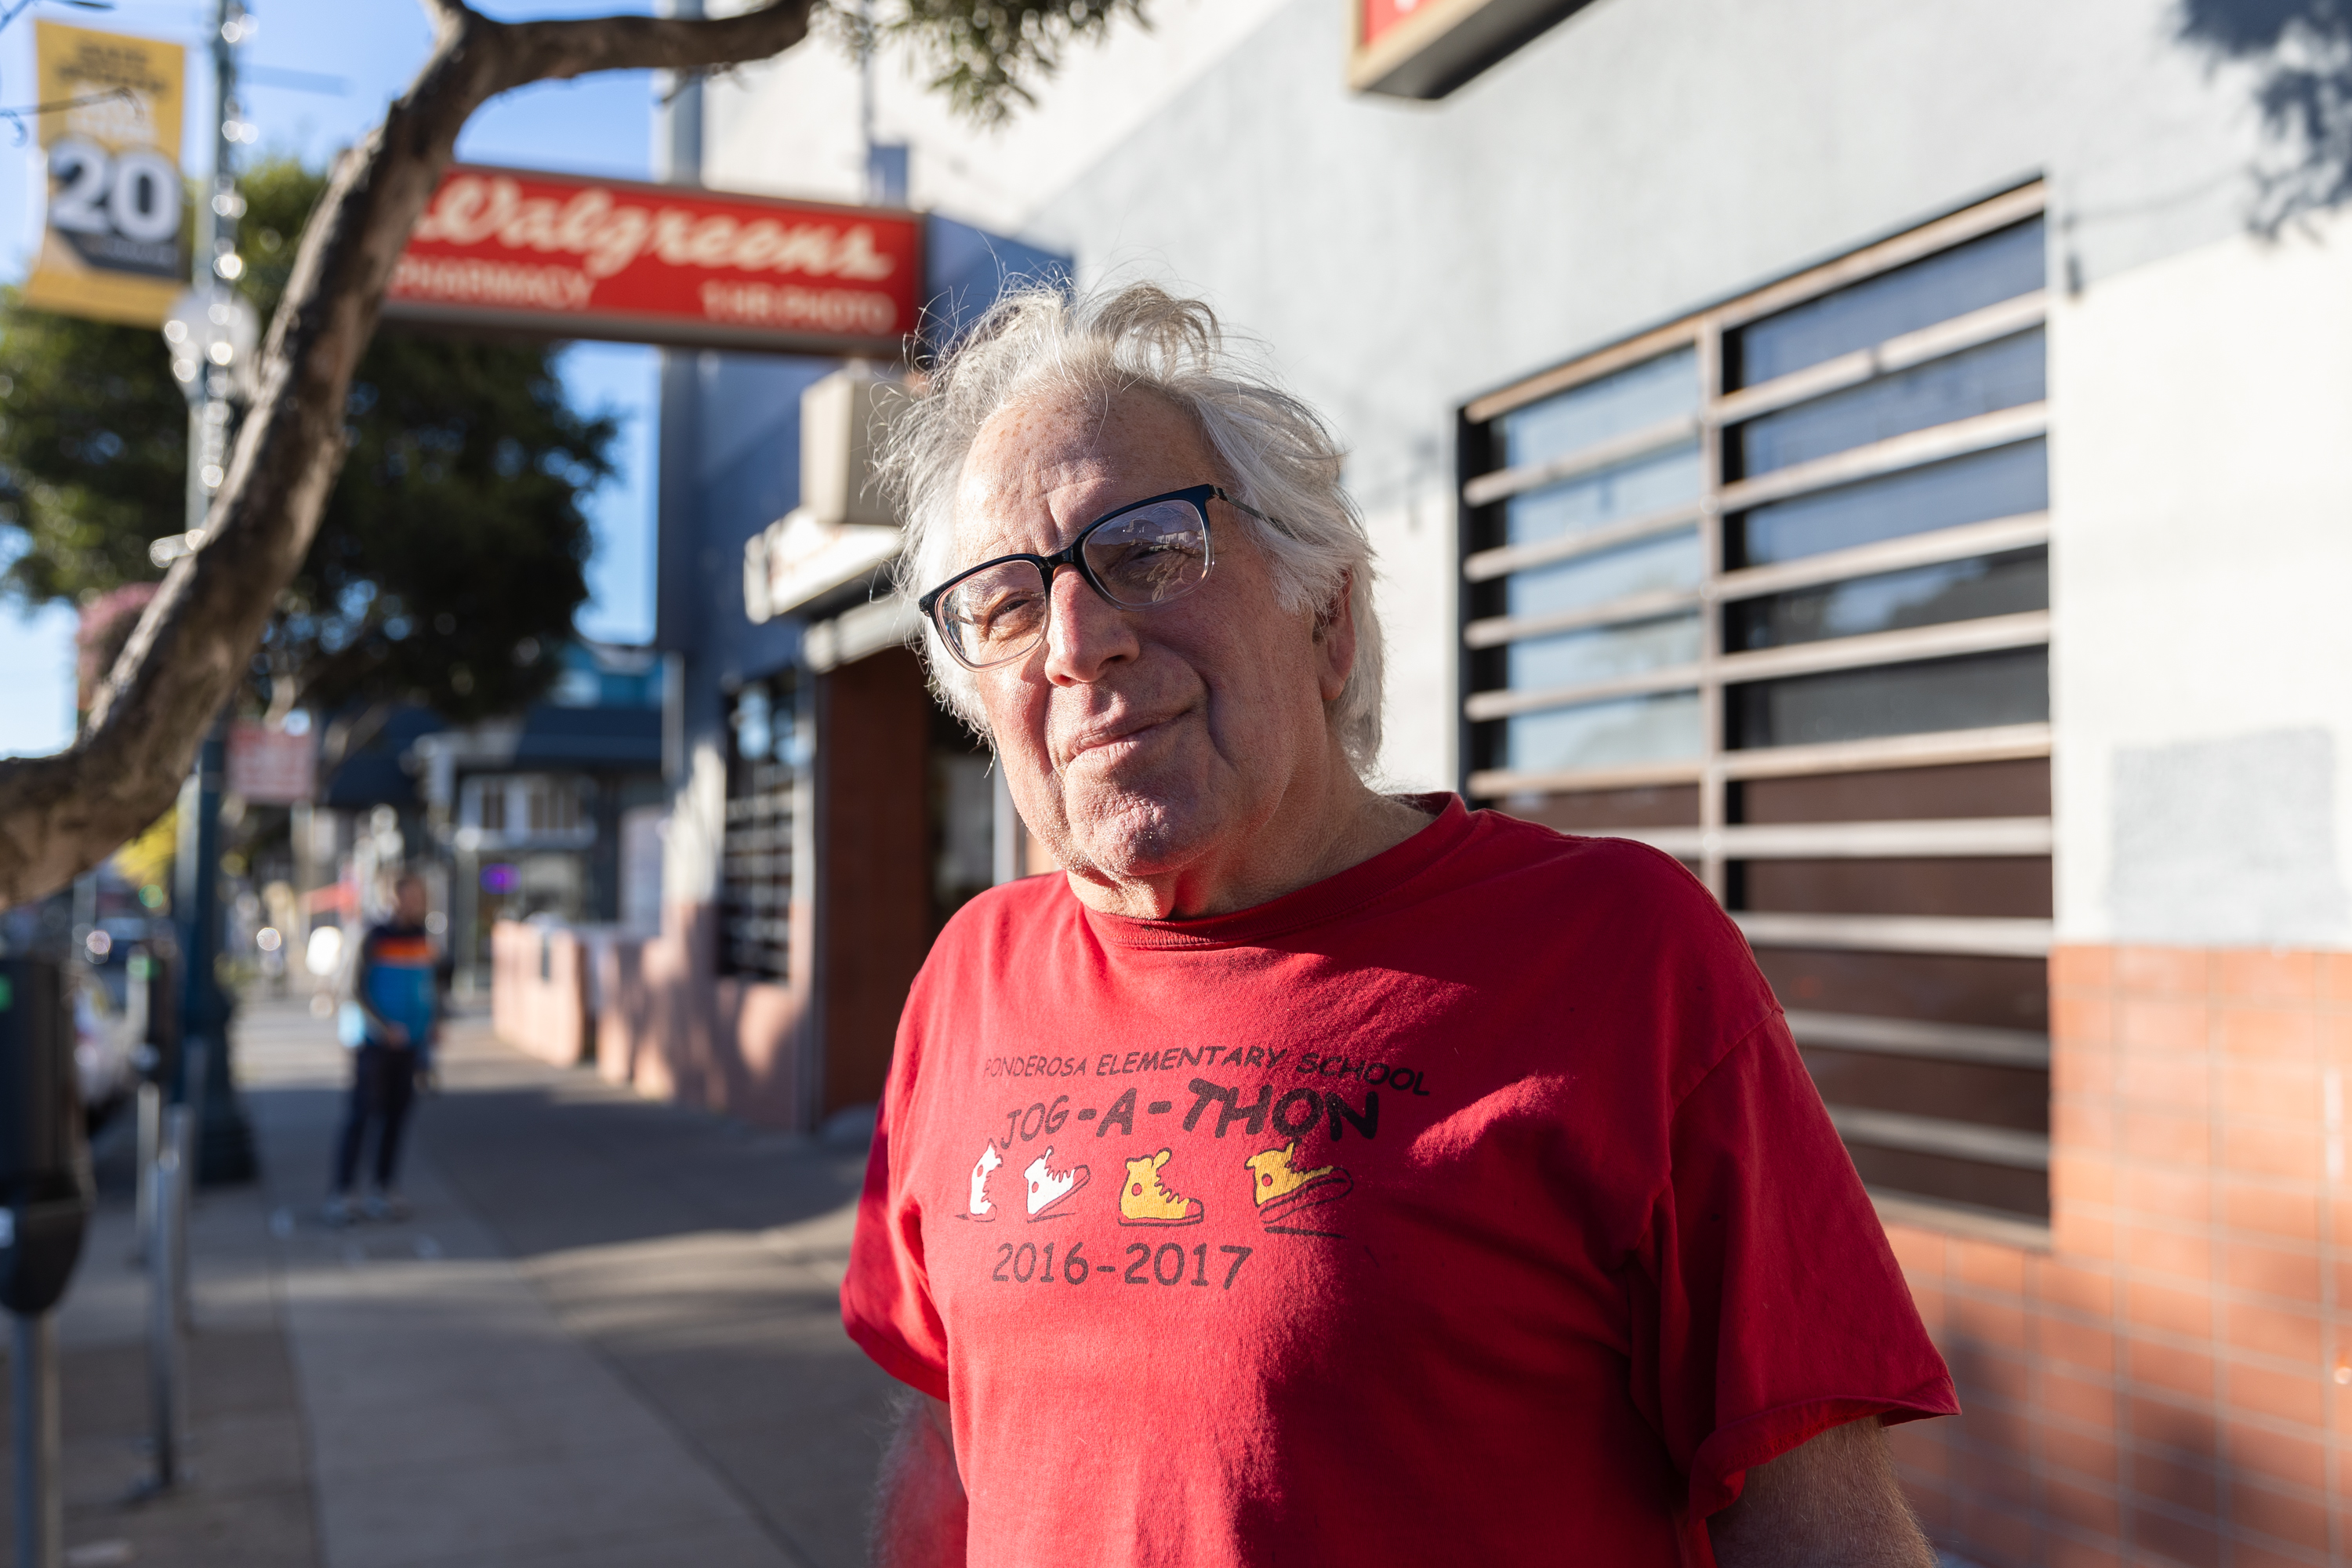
[21,21,187,327]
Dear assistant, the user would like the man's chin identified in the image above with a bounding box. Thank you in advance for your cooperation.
[1061,783,1218,882]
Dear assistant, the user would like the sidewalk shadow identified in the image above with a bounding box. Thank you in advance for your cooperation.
[286,1045,891,1568]
[419,1080,866,1248]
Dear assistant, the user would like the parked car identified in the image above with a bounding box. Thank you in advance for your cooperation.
[69,964,140,1129]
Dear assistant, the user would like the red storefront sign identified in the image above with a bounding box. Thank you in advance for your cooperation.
[1359,0,1421,49]
[1349,0,1592,99]
[385,164,923,355]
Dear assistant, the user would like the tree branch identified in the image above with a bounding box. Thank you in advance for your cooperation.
[499,8,822,87]
[0,0,818,907]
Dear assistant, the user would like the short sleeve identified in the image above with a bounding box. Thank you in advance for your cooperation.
[1628,1011,1959,1517]
[840,1014,953,1402]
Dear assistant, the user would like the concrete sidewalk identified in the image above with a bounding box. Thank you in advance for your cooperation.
[5,993,898,1568]
[0,1090,319,1567]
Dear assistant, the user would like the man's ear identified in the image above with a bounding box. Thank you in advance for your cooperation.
[1313,572,1356,703]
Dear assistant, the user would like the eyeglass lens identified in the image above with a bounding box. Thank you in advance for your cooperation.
[936,498,1211,667]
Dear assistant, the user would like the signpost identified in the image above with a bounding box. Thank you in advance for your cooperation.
[162,0,259,1189]
[226,720,318,807]
[386,165,924,356]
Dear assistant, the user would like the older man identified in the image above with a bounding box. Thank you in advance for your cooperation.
[843,285,1955,1566]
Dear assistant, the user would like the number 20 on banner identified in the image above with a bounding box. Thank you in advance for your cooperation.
[22,20,188,328]
[47,140,182,249]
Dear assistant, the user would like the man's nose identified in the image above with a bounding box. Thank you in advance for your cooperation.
[1040,564,1139,685]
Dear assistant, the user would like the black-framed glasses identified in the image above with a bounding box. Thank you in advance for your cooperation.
[917,483,1273,671]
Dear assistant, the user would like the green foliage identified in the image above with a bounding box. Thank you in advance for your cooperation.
[240,161,612,720]
[847,0,1149,123]
[0,293,188,601]
[0,158,615,723]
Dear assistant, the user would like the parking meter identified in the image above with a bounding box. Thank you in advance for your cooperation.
[0,956,95,1316]
[131,944,180,1087]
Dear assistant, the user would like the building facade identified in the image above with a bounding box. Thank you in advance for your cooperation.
[617,2,2352,1560]
[410,639,668,992]
[579,57,1063,1128]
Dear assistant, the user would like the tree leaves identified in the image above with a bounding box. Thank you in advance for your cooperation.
[0,290,188,602]
[0,158,615,724]
[0,0,1147,905]
[859,0,1150,123]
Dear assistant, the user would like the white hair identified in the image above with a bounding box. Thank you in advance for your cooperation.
[877,283,1385,771]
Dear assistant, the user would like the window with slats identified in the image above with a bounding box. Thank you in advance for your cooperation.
[523,779,583,835]
[722,673,802,983]
[1461,183,2053,1238]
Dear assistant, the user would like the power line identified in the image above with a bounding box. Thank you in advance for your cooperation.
[0,86,129,145]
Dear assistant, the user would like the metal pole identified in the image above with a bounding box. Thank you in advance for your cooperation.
[174,720,252,1185]
[13,1310,61,1568]
[168,1069,198,1334]
[165,0,259,1190]
[123,953,150,1054]
[69,875,96,962]
[857,0,874,194]
[199,0,245,314]
[144,1112,187,1494]
[187,0,242,517]
[179,1037,209,1185]
[289,803,314,985]
[132,1080,159,1266]
[172,0,226,1150]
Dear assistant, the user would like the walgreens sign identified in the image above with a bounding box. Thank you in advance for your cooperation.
[385,165,923,354]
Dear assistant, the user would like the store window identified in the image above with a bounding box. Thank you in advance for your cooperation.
[722,673,804,982]
[466,776,587,840]
[523,778,583,834]
[1462,183,2053,1235]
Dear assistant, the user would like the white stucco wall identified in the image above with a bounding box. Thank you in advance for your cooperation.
[2049,214,2352,949]
[700,0,1293,229]
[699,0,2348,927]
[996,0,2285,793]
[662,738,729,910]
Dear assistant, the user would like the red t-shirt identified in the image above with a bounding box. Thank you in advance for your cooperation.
[844,796,1955,1566]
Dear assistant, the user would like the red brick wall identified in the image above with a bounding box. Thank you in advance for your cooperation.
[817,648,935,1118]
[1889,945,2352,1566]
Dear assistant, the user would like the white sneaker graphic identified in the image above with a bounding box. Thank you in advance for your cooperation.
[1022,1146,1090,1220]
[963,1142,1004,1222]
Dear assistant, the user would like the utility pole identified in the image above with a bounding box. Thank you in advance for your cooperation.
[190,0,249,514]
[163,0,258,1185]
[652,0,705,666]
[856,0,906,205]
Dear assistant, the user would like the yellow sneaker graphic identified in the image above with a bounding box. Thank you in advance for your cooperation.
[1245,1141,1352,1223]
[1119,1149,1203,1227]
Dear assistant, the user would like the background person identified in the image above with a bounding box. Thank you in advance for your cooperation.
[326,870,437,1225]
[844,284,1958,1566]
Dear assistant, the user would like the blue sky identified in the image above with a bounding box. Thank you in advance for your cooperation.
[0,0,668,755]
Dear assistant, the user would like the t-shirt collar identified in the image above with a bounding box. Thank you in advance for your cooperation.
[1076,792,1472,949]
